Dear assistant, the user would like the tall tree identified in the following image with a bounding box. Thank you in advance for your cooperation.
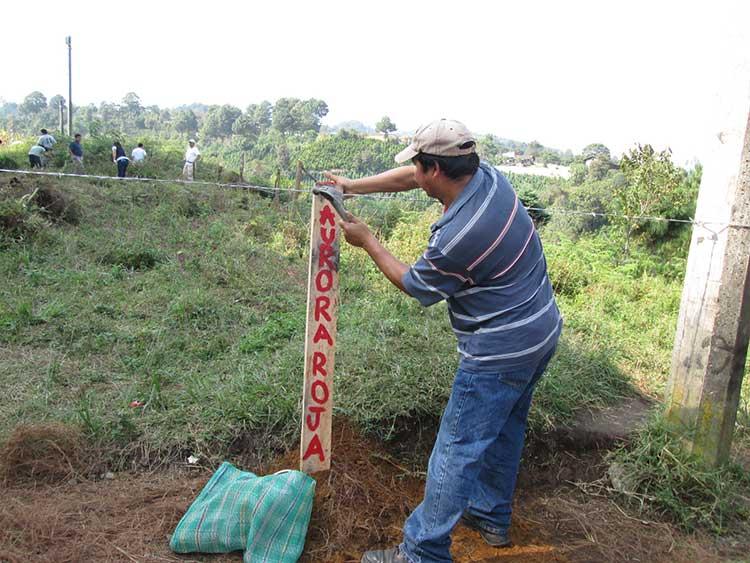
[376,116,397,140]
[200,104,242,139]
[614,144,685,254]
[20,91,48,115]
[48,95,66,111]
[247,101,272,131]
[173,109,198,135]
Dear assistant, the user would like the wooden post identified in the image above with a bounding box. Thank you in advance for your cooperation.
[295,160,303,200]
[300,188,341,473]
[665,86,750,466]
[240,153,245,184]
[273,167,281,207]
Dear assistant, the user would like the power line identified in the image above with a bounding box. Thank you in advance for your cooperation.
[1,167,749,230]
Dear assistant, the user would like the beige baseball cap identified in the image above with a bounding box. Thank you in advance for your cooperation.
[394,119,476,163]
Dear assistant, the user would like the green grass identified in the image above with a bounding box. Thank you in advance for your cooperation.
[0,172,747,478]
[609,417,750,534]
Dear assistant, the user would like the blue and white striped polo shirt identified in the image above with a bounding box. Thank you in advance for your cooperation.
[402,162,562,371]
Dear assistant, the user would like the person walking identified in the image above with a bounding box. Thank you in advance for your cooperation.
[28,144,46,168]
[182,139,200,181]
[327,119,562,563]
[69,133,84,172]
[112,140,129,178]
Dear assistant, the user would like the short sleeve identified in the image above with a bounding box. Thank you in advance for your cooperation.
[401,246,470,307]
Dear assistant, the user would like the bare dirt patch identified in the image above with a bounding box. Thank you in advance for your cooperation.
[0,420,743,563]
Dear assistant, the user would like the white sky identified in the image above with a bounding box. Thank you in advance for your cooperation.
[4,0,749,164]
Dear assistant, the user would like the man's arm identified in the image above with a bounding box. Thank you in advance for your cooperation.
[338,215,409,294]
[324,166,418,195]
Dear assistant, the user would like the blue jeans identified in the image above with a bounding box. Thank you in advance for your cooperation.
[117,158,129,178]
[400,346,556,563]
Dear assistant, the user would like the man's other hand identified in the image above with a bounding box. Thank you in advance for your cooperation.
[338,215,373,248]
[323,171,353,194]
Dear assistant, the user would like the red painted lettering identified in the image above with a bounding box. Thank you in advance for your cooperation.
[312,351,328,376]
[313,323,333,346]
[306,406,325,431]
[321,226,336,245]
[315,269,333,292]
[315,296,332,322]
[311,379,329,404]
[302,433,325,462]
[319,243,335,270]
[320,205,336,226]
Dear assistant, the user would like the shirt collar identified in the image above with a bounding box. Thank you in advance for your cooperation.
[431,161,492,232]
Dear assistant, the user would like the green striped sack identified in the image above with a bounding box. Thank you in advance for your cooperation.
[170,462,315,563]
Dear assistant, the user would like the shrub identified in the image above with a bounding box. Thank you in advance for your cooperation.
[0,155,19,170]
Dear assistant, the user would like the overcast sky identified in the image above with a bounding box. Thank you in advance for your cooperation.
[4,0,749,164]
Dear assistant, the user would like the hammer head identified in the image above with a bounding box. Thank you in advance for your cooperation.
[312,183,350,221]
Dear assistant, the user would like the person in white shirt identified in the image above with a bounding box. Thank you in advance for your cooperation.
[37,129,56,166]
[131,143,147,165]
[37,129,57,150]
[182,139,200,181]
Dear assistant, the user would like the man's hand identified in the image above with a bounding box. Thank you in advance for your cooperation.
[323,171,353,194]
[338,214,374,248]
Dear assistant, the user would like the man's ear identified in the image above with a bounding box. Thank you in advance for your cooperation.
[431,161,442,179]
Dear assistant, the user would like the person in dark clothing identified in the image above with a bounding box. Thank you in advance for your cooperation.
[111,141,129,178]
[69,133,84,172]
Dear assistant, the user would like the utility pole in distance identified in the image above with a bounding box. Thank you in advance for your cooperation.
[66,36,73,136]
[665,78,750,467]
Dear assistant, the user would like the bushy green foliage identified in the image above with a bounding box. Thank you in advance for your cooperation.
[295,133,405,175]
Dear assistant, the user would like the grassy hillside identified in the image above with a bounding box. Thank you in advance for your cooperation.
[3,171,746,463]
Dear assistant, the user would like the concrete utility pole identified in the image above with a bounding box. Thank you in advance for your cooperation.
[58,98,65,136]
[665,83,750,466]
[66,36,73,136]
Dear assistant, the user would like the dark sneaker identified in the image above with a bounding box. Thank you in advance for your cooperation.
[460,513,512,548]
[361,546,408,563]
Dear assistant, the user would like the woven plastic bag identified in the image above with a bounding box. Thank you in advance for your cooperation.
[170,462,315,563]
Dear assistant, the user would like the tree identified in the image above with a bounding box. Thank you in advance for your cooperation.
[232,113,260,141]
[247,101,272,131]
[376,116,397,140]
[582,143,611,161]
[587,153,612,180]
[292,98,328,134]
[173,109,198,135]
[614,144,686,254]
[200,104,242,139]
[121,92,143,117]
[539,150,561,165]
[272,98,328,135]
[272,98,296,135]
[20,91,48,115]
[48,95,66,111]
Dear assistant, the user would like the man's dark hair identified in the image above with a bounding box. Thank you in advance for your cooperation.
[138,143,144,148]
[74,133,81,138]
[412,151,480,180]
[40,129,48,134]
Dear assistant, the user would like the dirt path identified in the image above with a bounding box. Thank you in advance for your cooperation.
[0,421,740,563]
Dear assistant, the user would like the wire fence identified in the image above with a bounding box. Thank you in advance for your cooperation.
[1,167,749,232]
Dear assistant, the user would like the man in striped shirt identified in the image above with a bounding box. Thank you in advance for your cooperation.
[327,119,562,563]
